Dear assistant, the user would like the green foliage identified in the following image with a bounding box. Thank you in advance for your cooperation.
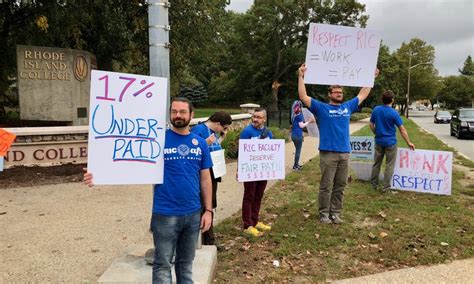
[394,39,440,103]
[220,129,240,159]
[361,107,372,113]
[438,75,474,109]
[459,55,474,76]
[350,113,370,121]
[210,0,369,108]
[268,126,289,141]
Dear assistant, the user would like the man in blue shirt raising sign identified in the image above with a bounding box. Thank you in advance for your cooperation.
[298,63,378,224]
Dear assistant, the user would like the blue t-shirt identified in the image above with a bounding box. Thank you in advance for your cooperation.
[240,124,273,139]
[153,129,213,215]
[370,105,403,147]
[191,122,222,152]
[309,97,359,153]
[291,113,304,137]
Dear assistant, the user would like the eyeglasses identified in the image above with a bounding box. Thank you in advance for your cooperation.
[171,110,189,115]
[220,123,229,131]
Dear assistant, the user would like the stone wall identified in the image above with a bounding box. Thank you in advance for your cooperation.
[3,114,251,168]
[17,45,96,126]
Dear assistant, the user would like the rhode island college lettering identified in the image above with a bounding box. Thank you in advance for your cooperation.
[3,143,88,168]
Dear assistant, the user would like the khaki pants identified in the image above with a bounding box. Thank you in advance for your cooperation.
[371,144,397,190]
[319,151,349,216]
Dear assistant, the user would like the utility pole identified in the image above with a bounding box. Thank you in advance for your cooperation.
[148,0,170,121]
[406,53,429,119]
[146,0,171,265]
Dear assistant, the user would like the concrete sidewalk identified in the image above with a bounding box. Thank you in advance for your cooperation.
[98,119,371,283]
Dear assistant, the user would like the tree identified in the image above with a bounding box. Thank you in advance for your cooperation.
[0,0,149,119]
[459,55,474,76]
[214,0,369,110]
[168,0,229,96]
[393,38,439,115]
[438,76,474,109]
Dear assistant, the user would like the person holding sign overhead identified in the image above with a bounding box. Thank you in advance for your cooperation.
[239,108,273,237]
[298,63,379,224]
[370,90,415,192]
[191,111,232,245]
[84,97,213,283]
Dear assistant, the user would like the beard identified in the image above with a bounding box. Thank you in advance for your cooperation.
[330,96,343,104]
[171,117,191,128]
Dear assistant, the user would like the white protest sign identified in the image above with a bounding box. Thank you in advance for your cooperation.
[238,139,285,182]
[391,148,452,195]
[210,149,226,178]
[350,136,375,160]
[302,108,319,137]
[304,23,381,87]
[87,70,167,185]
[0,156,3,172]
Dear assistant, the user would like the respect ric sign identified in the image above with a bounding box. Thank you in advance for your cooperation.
[87,70,168,185]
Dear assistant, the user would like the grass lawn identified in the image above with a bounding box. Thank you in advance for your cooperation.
[193,108,241,119]
[214,118,474,283]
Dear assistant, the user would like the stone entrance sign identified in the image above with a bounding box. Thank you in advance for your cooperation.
[16,45,97,126]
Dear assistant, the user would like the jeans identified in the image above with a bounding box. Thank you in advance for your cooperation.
[318,151,349,216]
[371,144,397,190]
[151,210,201,284]
[242,180,267,229]
[291,135,303,168]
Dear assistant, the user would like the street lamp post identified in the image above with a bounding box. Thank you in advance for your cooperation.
[406,54,430,118]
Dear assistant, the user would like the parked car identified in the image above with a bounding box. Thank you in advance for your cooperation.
[450,108,474,139]
[433,110,451,123]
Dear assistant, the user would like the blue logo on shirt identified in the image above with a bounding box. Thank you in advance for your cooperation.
[177,144,190,156]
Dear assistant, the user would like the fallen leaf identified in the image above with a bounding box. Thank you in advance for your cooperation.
[241,243,251,251]
[369,244,379,249]
[314,234,320,240]
[378,211,387,218]
[368,232,376,239]
[440,242,449,246]
[379,232,388,238]
[394,218,401,222]
[303,213,310,219]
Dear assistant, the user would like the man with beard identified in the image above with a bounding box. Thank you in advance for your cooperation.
[84,97,213,283]
[298,63,378,224]
[239,108,273,237]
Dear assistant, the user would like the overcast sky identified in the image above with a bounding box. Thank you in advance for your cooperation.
[226,0,474,77]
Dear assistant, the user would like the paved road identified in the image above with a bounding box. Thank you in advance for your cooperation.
[409,110,473,160]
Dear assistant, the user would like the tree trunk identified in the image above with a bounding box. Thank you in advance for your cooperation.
[269,81,280,112]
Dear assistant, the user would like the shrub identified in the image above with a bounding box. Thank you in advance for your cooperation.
[350,113,371,121]
[361,107,372,113]
[221,130,240,159]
